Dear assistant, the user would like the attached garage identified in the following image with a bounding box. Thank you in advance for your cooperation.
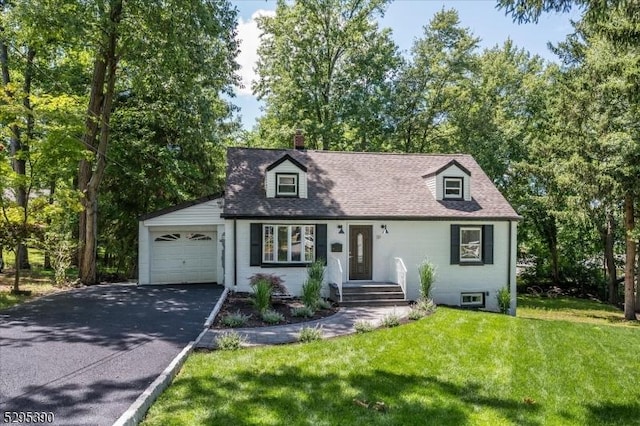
[138,195,225,285]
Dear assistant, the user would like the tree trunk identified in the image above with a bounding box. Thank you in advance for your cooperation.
[44,180,55,270]
[13,245,22,293]
[623,194,636,320]
[605,210,617,304]
[78,0,122,285]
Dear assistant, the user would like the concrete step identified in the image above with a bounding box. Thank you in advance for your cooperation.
[340,291,405,301]
[337,299,411,307]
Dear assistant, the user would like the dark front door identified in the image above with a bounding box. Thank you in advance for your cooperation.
[349,225,373,280]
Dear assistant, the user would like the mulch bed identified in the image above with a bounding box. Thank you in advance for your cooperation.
[212,292,339,328]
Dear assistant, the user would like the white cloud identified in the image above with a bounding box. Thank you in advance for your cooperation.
[236,9,276,96]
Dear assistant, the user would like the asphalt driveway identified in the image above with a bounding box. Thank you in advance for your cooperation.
[0,283,223,426]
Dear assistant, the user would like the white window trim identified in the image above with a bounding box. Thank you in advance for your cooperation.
[262,224,315,263]
[443,177,463,199]
[460,226,482,262]
[276,174,298,197]
[461,292,485,306]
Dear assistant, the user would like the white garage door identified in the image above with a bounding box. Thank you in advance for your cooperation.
[150,231,217,284]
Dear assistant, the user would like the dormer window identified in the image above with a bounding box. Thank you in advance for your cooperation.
[276,173,298,197]
[443,177,463,199]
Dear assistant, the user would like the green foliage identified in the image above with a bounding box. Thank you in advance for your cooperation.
[291,306,315,318]
[215,332,246,351]
[254,0,400,150]
[301,260,325,310]
[354,320,375,333]
[417,259,436,300]
[414,298,437,315]
[317,299,332,310]
[221,311,251,328]
[249,273,288,295]
[251,279,272,314]
[497,287,512,314]
[298,325,322,342]
[408,308,426,321]
[380,313,400,328]
[261,309,285,325]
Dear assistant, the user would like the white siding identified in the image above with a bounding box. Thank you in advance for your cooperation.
[436,164,472,201]
[138,222,151,284]
[226,218,516,312]
[265,160,308,198]
[142,198,225,226]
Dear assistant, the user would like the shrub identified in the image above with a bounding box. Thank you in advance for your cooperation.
[317,298,332,310]
[380,312,400,328]
[354,320,374,333]
[249,273,288,294]
[251,279,272,313]
[414,298,437,315]
[299,325,323,342]
[497,287,511,314]
[408,308,425,320]
[418,259,436,299]
[261,309,285,324]
[220,310,251,328]
[215,331,246,350]
[291,306,315,318]
[302,260,325,309]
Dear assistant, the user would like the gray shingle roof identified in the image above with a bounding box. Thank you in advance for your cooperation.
[223,148,520,220]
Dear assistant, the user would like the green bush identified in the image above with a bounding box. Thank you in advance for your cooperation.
[418,259,436,299]
[298,325,323,342]
[220,310,251,327]
[291,306,315,318]
[317,298,332,310]
[251,279,272,313]
[408,308,425,320]
[354,320,374,333]
[261,309,285,324]
[380,313,400,328]
[301,260,325,310]
[497,287,511,314]
[414,298,437,315]
[215,331,246,350]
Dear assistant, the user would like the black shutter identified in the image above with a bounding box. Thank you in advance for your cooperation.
[250,223,262,266]
[450,224,460,264]
[315,224,327,265]
[483,225,494,265]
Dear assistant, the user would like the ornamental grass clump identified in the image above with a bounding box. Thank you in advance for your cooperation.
[381,312,401,328]
[301,260,325,310]
[418,259,436,300]
[220,310,251,328]
[251,279,272,313]
[354,320,374,333]
[497,287,511,314]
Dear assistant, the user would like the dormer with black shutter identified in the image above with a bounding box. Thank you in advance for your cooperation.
[265,154,308,198]
[423,159,472,201]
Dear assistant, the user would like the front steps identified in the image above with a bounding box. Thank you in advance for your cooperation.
[328,282,408,307]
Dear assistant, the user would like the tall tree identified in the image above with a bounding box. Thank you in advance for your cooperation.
[254,0,399,150]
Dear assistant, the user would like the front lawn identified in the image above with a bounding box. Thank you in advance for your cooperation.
[143,304,640,425]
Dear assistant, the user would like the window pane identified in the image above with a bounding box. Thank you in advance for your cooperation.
[357,233,364,263]
[264,226,274,262]
[280,176,295,185]
[304,226,315,261]
[460,228,481,261]
[278,226,289,261]
[291,226,302,261]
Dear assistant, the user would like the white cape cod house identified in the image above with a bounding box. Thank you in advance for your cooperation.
[139,144,520,313]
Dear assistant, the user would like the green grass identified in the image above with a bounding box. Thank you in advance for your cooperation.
[517,295,639,328]
[143,303,640,425]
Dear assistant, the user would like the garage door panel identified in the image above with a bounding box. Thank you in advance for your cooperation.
[150,231,217,284]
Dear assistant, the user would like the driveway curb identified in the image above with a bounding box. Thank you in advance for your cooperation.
[113,287,229,426]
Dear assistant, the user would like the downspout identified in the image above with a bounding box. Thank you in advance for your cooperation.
[508,220,514,315]
[233,219,237,288]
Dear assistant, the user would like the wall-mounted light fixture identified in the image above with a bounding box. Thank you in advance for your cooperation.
[381,224,389,234]
[338,225,345,234]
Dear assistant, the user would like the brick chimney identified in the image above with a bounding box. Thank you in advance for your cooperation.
[293,129,305,150]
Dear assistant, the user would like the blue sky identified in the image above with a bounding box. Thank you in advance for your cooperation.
[231,0,582,130]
